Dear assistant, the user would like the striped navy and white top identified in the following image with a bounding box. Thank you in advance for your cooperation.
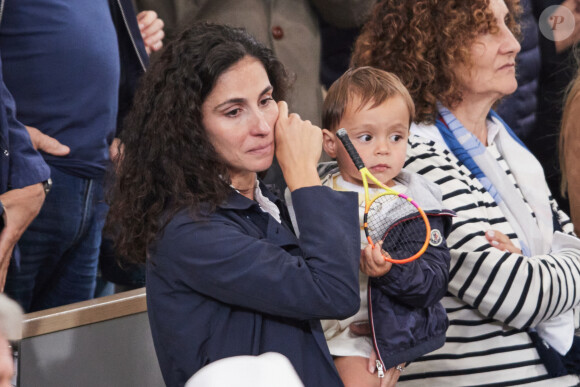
[399,127,580,386]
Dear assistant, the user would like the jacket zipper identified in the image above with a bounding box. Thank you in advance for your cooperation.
[115,0,147,72]
[367,279,386,378]
[375,359,385,378]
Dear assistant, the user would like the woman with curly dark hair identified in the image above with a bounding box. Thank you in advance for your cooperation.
[108,23,362,387]
[352,0,580,384]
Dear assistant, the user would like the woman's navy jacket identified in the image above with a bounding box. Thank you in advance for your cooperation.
[146,184,361,387]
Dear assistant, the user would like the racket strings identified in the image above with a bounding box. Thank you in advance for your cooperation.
[366,195,428,261]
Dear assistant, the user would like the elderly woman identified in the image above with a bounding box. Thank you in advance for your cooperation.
[352,0,580,384]
[108,23,362,387]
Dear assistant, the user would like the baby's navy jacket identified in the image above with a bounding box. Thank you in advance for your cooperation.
[369,211,454,370]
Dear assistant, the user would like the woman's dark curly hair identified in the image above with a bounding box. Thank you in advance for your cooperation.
[351,0,521,124]
[107,23,291,263]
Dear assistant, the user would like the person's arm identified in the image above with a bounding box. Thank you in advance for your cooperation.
[154,186,360,320]
[274,101,321,191]
[2,79,50,189]
[0,184,44,290]
[405,138,580,329]
[0,78,50,290]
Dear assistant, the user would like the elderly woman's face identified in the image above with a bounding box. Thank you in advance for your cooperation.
[201,56,278,179]
[455,0,521,102]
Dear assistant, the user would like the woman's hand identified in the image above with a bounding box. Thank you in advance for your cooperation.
[274,101,322,191]
[360,242,393,277]
[486,230,522,254]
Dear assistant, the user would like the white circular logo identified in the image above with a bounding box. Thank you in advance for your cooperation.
[539,5,575,42]
[429,229,443,246]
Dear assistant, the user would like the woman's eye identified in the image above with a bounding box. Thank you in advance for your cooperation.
[225,108,241,117]
[260,97,274,106]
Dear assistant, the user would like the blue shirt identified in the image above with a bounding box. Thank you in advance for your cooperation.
[0,0,121,178]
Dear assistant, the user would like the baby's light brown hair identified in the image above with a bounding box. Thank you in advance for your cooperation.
[323,66,415,132]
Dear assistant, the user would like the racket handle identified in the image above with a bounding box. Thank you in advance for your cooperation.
[336,128,365,170]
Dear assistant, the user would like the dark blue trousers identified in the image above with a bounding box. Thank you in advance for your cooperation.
[5,165,106,312]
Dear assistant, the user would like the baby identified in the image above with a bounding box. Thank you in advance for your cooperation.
[287,67,454,386]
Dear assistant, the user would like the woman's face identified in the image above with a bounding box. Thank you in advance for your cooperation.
[201,56,279,181]
[455,0,521,102]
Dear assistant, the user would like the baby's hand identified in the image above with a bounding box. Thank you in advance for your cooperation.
[360,242,392,277]
[486,230,522,254]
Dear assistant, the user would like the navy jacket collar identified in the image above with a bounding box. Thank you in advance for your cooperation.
[219,180,283,211]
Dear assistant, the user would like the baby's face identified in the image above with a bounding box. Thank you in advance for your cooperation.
[331,96,410,187]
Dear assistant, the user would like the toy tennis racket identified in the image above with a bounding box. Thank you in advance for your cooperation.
[336,128,431,264]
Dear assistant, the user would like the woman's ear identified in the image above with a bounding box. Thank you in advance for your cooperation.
[322,129,338,158]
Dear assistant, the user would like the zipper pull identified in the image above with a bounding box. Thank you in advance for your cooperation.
[376,359,385,378]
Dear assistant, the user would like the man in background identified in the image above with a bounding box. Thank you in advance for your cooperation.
[1,0,163,312]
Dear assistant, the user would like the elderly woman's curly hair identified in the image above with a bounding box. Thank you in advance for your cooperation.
[352,0,521,124]
[107,23,291,263]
